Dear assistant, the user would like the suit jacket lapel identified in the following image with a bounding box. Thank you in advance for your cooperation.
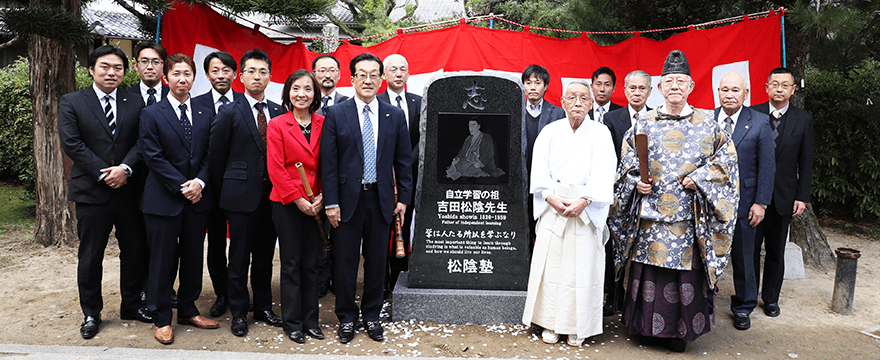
[84,89,114,137]
[237,99,263,151]
[191,101,211,155]
[376,102,389,164]
[344,101,365,161]
[732,109,751,146]
[285,114,312,154]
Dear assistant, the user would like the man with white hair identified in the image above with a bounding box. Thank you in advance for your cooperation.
[609,50,739,352]
[713,72,775,331]
[522,80,616,347]
[377,54,422,297]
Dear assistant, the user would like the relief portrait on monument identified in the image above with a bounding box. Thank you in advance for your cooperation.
[438,113,509,185]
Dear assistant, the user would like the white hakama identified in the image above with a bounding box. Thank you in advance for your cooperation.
[521,119,616,340]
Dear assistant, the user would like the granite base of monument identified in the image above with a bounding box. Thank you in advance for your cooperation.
[392,272,526,325]
[784,241,806,279]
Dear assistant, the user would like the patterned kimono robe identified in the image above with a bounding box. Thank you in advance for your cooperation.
[608,105,739,341]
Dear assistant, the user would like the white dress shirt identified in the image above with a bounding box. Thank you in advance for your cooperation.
[244,92,271,129]
[354,96,380,147]
[138,81,164,105]
[387,89,409,126]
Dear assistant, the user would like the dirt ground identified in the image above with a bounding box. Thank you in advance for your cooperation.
[1,225,878,359]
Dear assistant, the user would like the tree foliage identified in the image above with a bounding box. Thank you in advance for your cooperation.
[802,59,880,218]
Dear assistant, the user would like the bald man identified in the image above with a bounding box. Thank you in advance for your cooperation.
[713,72,775,331]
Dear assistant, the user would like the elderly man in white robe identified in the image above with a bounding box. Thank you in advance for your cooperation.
[522,80,616,346]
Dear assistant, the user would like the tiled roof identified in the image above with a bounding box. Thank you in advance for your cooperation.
[84,8,149,40]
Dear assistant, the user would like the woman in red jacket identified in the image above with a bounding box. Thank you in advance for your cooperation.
[267,69,325,344]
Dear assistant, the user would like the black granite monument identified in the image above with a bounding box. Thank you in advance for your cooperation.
[407,73,530,292]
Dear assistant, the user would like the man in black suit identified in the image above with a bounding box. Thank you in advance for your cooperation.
[604,70,652,161]
[313,54,348,297]
[125,41,169,107]
[377,54,422,297]
[209,49,285,336]
[58,45,152,339]
[714,72,776,330]
[321,53,413,344]
[588,66,623,124]
[314,54,349,116]
[601,69,652,316]
[192,51,244,317]
[751,67,815,318]
[140,53,219,344]
[521,64,566,253]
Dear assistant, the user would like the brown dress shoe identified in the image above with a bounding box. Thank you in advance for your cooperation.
[177,315,220,329]
[155,325,174,344]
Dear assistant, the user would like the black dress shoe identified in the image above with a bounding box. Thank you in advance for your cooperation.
[121,306,153,323]
[338,322,355,343]
[733,312,751,330]
[764,303,780,317]
[289,330,305,344]
[305,327,325,340]
[365,321,384,341]
[80,315,101,339]
[603,303,616,317]
[317,282,328,298]
[209,296,228,317]
[231,317,248,336]
[254,309,283,327]
[170,289,178,309]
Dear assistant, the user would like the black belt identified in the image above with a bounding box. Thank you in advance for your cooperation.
[361,182,377,191]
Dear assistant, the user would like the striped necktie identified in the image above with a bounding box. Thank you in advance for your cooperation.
[103,95,115,136]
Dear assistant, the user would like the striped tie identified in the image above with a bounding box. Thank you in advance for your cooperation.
[104,95,115,136]
[362,106,376,183]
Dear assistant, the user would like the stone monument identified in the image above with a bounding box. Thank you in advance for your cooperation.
[393,72,530,324]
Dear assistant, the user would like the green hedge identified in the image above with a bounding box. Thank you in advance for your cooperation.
[0,56,140,197]
[803,59,880,218]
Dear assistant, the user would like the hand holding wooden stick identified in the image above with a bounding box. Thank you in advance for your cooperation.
[295,162,331,252]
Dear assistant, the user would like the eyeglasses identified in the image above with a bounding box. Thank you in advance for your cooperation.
[138,59,163,67]
[768,82,793,90]
[355,72,381,81]
[662,78,690,87]
[316,68,338,75]
[243,68,270,76]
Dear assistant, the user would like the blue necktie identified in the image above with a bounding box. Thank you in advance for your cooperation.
[179,103,192,149]
[362,105,376,183]
[147,88,157,106]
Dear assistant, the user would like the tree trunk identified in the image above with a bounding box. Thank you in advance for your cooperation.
[29,0,80,247]
[790,203,834,269]
[783,11,834,269]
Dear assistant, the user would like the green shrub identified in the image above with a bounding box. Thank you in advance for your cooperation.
[0,56,141,197]
[803,59,880,218]
[0,57,35,195]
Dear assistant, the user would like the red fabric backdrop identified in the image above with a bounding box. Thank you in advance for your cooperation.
[162,4,781,109]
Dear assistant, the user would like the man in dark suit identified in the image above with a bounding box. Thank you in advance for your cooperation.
[58,45,151,339]
[313,54,348,297]
[521,64,566,256]
[313,54,349,116]
[588,66,623,124]
[140,53,219,344]
[321,53,413,344]
[209,49,285,337]
[714,72,776,330]
[602,69,652,316]
[751,67,815,318]
[604,70,653,161]
[192,51,244,317]
[125,41,169,107]
[377,54,422,297]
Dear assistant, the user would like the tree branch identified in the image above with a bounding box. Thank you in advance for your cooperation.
[323,10,358,37]
[0,35,21,51]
